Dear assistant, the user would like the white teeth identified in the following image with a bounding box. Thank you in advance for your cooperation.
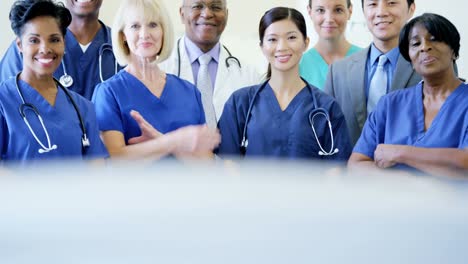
[37,58,53,64]
[76,0,92,3]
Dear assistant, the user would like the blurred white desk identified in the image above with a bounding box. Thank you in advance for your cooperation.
[0,161,467,264]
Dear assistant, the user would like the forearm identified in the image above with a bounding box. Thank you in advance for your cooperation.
[347,152,379,172]
[108,135,175,160]
[396,146,468,176]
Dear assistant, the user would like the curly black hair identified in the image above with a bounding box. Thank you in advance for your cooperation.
[9,0,71,37]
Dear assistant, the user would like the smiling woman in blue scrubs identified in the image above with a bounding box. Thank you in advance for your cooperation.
[349,13,468,176]
[216,7,352,161]
[0,0,118,100]
[92,0,220,159]
[0,0,108,163]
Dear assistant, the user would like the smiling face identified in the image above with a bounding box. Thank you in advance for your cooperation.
[261,19,309,75]
[180,0,228,52]
[16,16,65,79]
[65,0,103,18]
[122,8,163,63]
[408,24,455,78]
[308,0,352,41]
[363,0,415,50]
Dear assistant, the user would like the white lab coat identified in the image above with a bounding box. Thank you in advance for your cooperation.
[159,36,261,121]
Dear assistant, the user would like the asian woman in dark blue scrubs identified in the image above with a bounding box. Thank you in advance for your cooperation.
[217,7,352,161]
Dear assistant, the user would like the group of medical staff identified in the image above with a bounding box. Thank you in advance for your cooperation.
[0,0,466,176]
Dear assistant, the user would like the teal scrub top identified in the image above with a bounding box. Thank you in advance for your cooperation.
[299,45,361,90]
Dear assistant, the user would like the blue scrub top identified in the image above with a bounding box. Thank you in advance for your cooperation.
[216,82,352,161]
[0,21,119,100]
[354,82,468,166]
[0,78,109,163]
[92,71,205,143]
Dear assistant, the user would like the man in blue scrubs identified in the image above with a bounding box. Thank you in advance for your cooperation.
[0,0,118,100]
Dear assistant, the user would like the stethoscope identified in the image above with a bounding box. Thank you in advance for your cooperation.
[240,79,339,157]
[59,25,118,88]
[176,38,242,77]
[15,73,90,154]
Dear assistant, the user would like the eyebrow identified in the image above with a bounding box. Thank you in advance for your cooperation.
[313,4,346,7]
[266,31,299,36]
[26,33,62,38]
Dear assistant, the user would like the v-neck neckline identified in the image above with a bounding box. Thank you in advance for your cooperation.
[123,70,168,101]
[19,80,64,110]
[416,82,466,137]
[264,83,309,115]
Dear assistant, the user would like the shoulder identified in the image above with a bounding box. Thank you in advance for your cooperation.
[312,86,342,109]
[385,83,419,101]
[0,76,16,89]
[2,40,20,55]
[232,84,262,99]
[92,70,127,100]
[165,73,199,92]
[166,73,193,86]
[337,46,368,65]
[100,21,112,39]
[221,84,262,121]
[0,77,17,98]
[96,70,126,89]
[348,44,363,54]
[300,48,321,66]
[302,48,320,60]
[459,82,468,93]
[226,84,261,107]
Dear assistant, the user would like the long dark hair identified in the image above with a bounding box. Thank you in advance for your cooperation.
[259,7,307,79]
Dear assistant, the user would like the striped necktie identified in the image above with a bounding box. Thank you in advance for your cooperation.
[367,54,388,115]
[197,54,217,128]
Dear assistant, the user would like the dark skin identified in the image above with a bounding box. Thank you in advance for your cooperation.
[179,0,228,52]
[64,0,103,45]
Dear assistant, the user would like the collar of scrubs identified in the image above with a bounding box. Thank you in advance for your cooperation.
[184,36,221,64]
[65,20,110,52]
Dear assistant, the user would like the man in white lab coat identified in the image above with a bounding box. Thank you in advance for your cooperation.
[159,0,260,126]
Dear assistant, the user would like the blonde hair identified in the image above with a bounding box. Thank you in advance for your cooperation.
[112,0,174,66]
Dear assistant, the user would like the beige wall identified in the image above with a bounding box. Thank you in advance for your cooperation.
[0,0,466,76]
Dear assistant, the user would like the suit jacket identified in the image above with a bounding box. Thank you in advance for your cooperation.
[324,46,421,146]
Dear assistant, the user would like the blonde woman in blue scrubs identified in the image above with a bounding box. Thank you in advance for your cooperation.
[299,0,360,89]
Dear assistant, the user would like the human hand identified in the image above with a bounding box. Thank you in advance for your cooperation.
[128,110,162,145]
[374,144,404,169]
[169,125,221,157]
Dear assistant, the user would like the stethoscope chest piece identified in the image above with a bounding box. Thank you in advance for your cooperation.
[59,74,73,88]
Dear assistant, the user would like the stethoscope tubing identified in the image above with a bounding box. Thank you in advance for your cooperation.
[240,78,338,156]
[15,73,89,154]
[176,38,242,78]
[59,24,117,87]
